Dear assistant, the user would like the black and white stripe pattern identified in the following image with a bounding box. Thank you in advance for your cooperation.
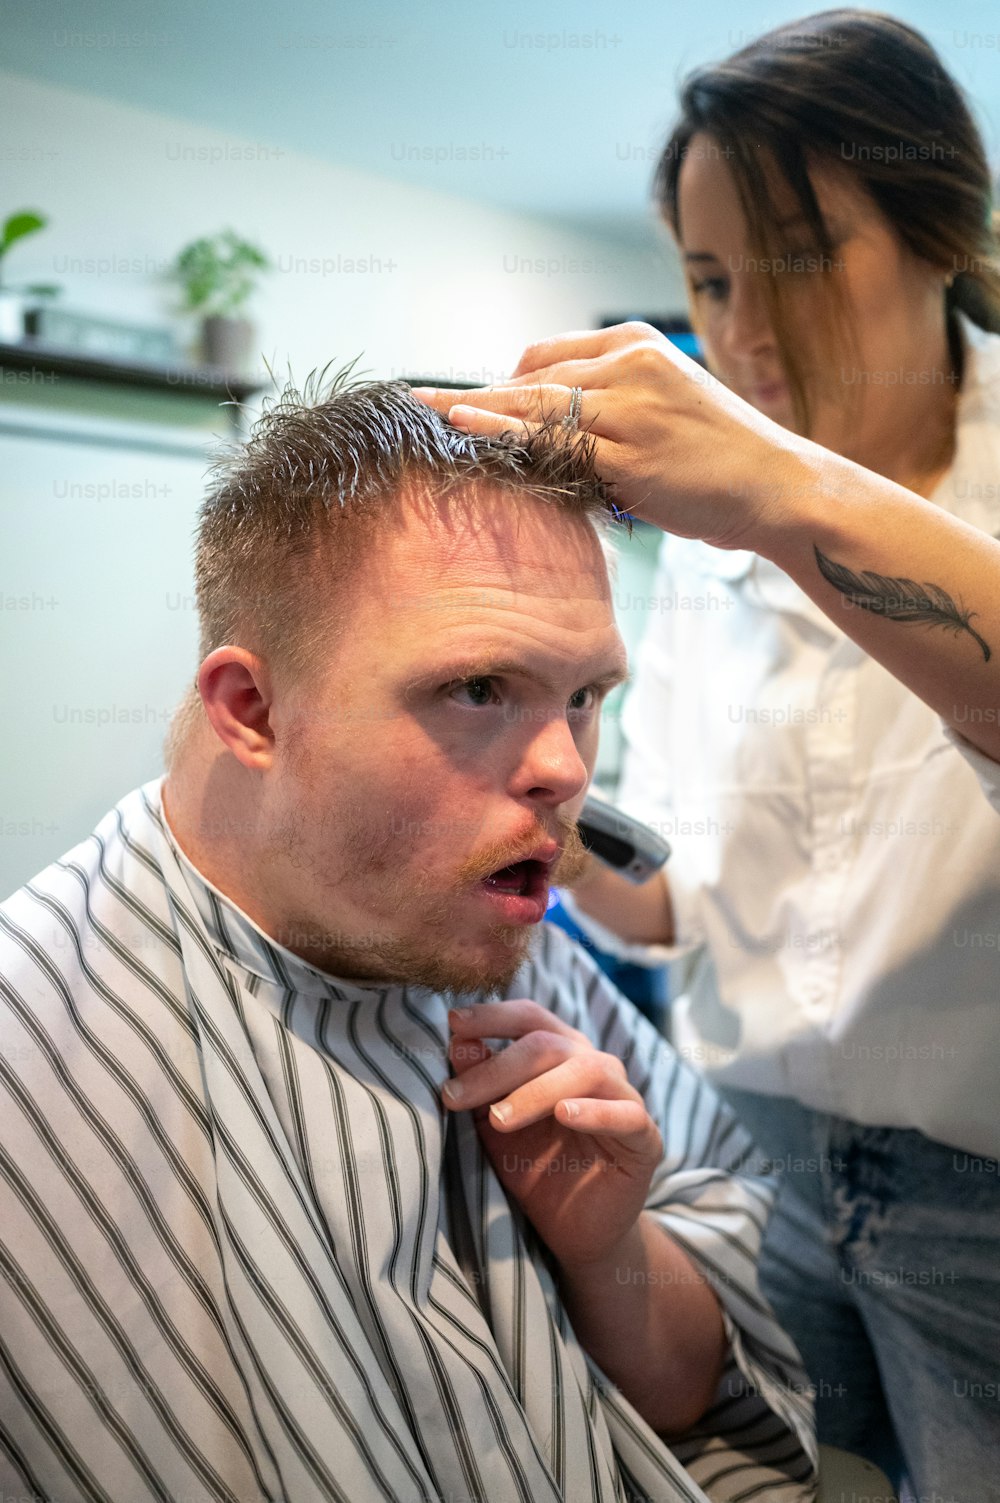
[0,781,817,1501]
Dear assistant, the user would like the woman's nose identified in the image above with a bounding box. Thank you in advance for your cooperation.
[718,272,775,362]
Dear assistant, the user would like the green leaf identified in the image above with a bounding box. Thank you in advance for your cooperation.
[168,228,271,315]
[1,212,47,256]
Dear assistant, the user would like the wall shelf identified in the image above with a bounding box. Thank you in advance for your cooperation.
[0,339,266,404]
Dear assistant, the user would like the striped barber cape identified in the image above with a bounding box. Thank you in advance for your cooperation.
[0,781,817,1502]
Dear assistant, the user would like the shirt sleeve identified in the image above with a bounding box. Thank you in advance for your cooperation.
[941,723,1000,812]
[535,924,819,1497]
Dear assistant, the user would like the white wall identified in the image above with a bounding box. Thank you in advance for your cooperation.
[0,70,683,381]
[0,71,680,898]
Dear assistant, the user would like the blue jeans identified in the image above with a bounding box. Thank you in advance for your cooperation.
[717,1086,1000,1503]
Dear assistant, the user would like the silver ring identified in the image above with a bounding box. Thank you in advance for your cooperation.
[561,386,583,433]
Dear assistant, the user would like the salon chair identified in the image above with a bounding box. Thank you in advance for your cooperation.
[816,1444,898,1501]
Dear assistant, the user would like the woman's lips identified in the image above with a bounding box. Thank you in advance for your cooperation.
[749,379,789,406]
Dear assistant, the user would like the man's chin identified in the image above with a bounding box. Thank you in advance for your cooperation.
[295,921,538,998]
[389,924,537,999]
[437,927,539,999]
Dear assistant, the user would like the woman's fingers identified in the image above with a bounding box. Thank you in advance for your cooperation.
[432,384,608,443]
[502,354,622,393]
[447,406,539,439]
[413,343,665,431]
[509,322,664,379]
[411,382,545,439]
[413,320,791,550]
[510,328,612,378]
[411,329,679,443]
[413,381,575,422]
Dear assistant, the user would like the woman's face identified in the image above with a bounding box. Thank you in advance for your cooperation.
[675,130,955,470]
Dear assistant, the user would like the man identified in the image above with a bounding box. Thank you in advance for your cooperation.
[0,375,816,1502]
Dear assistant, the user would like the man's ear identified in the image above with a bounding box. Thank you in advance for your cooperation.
[197,647,275,770]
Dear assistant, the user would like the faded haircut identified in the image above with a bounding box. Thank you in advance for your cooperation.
[167,364,620,761]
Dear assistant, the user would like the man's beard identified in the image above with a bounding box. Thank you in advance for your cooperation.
[278,815,589,997]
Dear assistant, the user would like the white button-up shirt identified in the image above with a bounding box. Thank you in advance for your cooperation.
[575,314,1000,1159]
[945,726,1000,814]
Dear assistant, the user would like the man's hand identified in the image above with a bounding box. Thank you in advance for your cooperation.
[443,998,727,1434]
[443,999,662,1269]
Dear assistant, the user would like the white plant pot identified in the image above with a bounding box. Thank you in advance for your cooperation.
[0,290,26,342]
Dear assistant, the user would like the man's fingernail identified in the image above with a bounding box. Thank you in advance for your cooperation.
[442,1078,464,1102]
[490,1102,512,1125]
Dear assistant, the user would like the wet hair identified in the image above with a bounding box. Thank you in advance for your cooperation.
[190,364,617,682]
[655,8,1000,433]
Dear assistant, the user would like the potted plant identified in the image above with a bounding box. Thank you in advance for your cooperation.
[0,210,60,341]
[169,229,271,372]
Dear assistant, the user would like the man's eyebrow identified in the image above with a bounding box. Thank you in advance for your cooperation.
[683,250,721,263]
[407,657,630,695]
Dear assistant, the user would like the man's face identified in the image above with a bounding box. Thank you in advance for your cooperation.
[263,484,627,994]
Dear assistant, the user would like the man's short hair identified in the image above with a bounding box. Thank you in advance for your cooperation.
[192,366,619,686]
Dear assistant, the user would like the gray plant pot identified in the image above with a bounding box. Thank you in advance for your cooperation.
[201,315,254,372]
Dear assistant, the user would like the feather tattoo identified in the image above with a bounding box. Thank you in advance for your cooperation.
[814,546,991,662]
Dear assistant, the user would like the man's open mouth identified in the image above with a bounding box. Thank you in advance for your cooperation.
[482,859,550,898]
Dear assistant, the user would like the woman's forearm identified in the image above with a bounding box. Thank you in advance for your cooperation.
[732,440,1000,762]
[414,326,1000,764]
[570,860,675,947]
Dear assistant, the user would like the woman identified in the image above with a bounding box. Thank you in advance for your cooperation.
[415,11,1000,1498]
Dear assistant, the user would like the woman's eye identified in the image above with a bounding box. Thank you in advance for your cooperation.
[690,276,728,302]
[782,245,826,273]
[451,676,498,707]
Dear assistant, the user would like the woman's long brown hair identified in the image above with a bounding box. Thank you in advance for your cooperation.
[655,9,1000,435]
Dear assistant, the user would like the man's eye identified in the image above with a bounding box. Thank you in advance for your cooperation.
[568,686,597,716]
[451,676,498,707]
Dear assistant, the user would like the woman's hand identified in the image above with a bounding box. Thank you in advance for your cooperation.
[412,322,808,553]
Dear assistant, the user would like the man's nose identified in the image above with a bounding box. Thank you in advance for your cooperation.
[718,271,774,362]
[508,715,590,809]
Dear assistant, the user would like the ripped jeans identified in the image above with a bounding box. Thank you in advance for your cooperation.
[717,1085,1000,1503]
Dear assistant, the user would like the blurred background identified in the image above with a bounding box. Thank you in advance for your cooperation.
[3,0,1000,903]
